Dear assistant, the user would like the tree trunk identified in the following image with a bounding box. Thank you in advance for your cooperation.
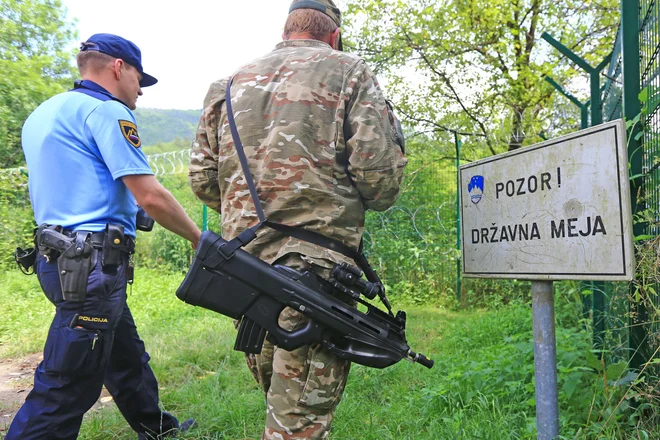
[508,108,525,151]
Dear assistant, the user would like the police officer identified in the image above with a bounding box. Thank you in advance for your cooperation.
[7,34,201,439]
[189,1,407,438]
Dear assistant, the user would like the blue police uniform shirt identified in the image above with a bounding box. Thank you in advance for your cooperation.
[22,81,153,238]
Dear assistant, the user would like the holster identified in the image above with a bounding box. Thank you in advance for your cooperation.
[14,246,37,275]
[102,224,125,267]
[136,206,154,232]
[57,232,95,302]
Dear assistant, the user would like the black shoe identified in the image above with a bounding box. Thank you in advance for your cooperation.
[138,419,196,439]
[179,418,196,433]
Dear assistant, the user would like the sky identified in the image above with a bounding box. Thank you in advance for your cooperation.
[61,0,314,110]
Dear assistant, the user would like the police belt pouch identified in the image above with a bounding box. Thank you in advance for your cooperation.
[136,206,155,232]
[102,224,125,267]
[36,225,95,302]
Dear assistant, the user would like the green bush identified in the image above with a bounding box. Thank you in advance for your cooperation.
[0,170,35,269]
[133,173,218,271]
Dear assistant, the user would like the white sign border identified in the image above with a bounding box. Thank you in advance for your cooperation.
[459,120,634,281]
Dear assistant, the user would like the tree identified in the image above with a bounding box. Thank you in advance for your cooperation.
[345,0,619,157]
[0,0,77,168]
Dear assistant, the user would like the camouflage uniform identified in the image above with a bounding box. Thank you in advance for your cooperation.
[189,8,407,437]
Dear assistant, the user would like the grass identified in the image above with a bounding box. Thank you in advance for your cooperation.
[0,268,657,439]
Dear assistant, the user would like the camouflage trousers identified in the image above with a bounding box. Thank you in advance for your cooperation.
[243,256,351,440]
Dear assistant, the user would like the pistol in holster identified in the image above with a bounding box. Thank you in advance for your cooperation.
[35,224,96,302]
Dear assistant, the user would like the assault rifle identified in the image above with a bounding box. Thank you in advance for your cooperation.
[176,230,433,369]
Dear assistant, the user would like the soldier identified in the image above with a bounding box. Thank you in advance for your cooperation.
[7,34,200,439]
[189,1,407,438]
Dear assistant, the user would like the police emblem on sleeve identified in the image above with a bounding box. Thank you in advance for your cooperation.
[119,120,141,148]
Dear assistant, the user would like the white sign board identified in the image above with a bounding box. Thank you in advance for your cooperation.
[460,119,634,281]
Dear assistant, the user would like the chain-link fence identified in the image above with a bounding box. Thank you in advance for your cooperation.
[640,0,660,237]
[603,26,623,122]
[363,152,460,301]
[637,0,660,368]
[540,0,660,370]
[575,0,659,368]
[597,22,630,365]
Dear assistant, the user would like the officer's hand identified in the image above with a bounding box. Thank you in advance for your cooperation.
[191,230,201,251]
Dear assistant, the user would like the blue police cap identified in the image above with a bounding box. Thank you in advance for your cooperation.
[79,33,158,88]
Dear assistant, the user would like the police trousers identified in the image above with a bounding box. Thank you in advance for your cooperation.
[6,253,180,440]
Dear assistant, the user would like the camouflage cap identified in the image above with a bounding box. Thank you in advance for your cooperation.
[289,0,341,28]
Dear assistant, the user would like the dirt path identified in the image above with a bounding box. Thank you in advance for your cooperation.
[0,353,112,434]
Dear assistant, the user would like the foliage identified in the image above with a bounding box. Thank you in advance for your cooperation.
[0,0,77,168]
[344,0,619,157]
[355,133,462,304]
[0,170,35,268]
[142,137,192,156]
[0,269,656,438]
[133,108,200,148]
[132,173,216,272]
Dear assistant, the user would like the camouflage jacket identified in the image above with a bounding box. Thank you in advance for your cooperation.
[189,39,407,267]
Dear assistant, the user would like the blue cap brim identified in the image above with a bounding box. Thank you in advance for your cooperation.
[140,72,158,88]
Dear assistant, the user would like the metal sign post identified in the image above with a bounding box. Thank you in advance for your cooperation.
[532,281,559,440]
[459,120,634,439]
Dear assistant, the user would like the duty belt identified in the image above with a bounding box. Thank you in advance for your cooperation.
[86,231,135,254]
[59,230,136,254]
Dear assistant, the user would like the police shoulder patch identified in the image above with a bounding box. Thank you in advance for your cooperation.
[119,120,141,148]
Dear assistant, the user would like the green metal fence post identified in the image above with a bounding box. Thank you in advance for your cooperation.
[455,132,462,301]
[622,0,646,371]
[543,77,592,129]
[589,57,609,346]
[590,54,610,348]
[540,32,612,125]
[541,32,613,351]
[581,100,590,131]
[590,56,614,126]
[202,205,208,231]
[544,76,590,129]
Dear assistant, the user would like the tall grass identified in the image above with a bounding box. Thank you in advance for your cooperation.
[1,269,657,439]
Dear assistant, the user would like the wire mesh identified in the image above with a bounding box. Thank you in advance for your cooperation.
[363,152,460,298]
[602,25,624,122]
[597,24,628,363]
[639,0,660,368]
[641,0,660,237]
[552,5,660,365]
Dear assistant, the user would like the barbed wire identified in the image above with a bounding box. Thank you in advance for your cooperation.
[363,202,456,253]
[0,149,192,178]
[147,149,191,176]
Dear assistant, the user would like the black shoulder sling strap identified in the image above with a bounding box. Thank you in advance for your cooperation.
[222,77,390,309]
